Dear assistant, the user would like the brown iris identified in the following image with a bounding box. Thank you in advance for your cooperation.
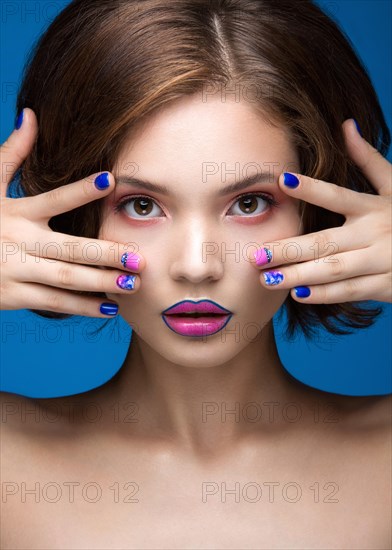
[238,196,258,214]
[134,198,153,216]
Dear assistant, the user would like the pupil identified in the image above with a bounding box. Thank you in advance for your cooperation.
[135,198,152,215]
[241,196,257,214]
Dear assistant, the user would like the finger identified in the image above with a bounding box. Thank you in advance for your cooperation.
[258,248,382,290]
[24,230,145,272]
[276,170,366,217]
[7,282,120,318]
[252,227,363,270]
[0,108,38,198]
[288,273,392,304]
[343,118,392,197]
[20,258,141,294]
[27,170,117,220]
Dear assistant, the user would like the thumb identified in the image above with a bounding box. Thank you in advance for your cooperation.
[0,107,39,198]
[343,118,392,196]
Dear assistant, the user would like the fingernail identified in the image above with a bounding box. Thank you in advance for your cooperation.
[263,271,284,285]
[121,252,141,271]
[254,247,273,266]
[116,274,137,290]
[94,172,110,190]
[100,302,118,316]
[294,286,311,298]
[283,173,299,188]
[15,109,24,130]
[353,118,362,137]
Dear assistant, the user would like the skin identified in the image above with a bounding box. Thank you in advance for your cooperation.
[256,120,392,304]
[1,94,391,549]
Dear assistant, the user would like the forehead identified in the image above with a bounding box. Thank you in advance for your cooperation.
[114,92,297,183]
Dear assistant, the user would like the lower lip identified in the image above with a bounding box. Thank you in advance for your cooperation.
[162,314,232,337]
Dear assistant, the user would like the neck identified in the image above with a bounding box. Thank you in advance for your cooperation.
[107,321,304,454]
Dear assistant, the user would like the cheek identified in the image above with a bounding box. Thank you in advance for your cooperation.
[262,199,302,243]
[224,200,302,261]
[97,215,110,242]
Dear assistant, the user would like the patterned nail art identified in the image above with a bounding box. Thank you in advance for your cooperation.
[263,271,284,285]
[116,274,137,290]
[254,247,273,266]
[121,252,141,271]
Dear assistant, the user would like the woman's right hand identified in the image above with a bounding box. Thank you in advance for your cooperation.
[0,108,145,318]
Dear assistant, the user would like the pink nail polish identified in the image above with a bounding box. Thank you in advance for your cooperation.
[121,252,141,271]
[253,247,273,266]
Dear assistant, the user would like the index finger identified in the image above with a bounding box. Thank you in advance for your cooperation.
[252,227,364,269]
[27,171,116,220]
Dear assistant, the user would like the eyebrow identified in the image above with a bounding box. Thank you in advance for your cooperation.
[115,170,276,197]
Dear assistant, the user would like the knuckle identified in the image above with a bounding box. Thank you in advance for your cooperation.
[57,266,74,286]
[77,301,93,317]
[329,256,345,278]
[338,184,355,203]
[289,264,300,284]
[105,242,122,265]
[45,292,64,311]
[0,281,9,297]
[314,230,332,254]
[98,269,109,290]
[316,284,328,304]
[344,279,359,299]
[46,186,63,206]
[81,175,95,196]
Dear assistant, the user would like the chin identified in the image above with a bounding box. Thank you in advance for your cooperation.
[131,324,261,367]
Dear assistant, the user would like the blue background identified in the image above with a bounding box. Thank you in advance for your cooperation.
[1,0,391,397]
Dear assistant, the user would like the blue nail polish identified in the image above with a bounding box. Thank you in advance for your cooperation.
[116,274,137,290]
[263,271,284,285]
[283,173,299,188]
[15,110,24,130]
[353,118,362,137]
[294,286,311,298]
[100,302,118,315]
[94,172,110,190]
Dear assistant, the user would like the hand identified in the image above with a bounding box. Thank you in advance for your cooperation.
[252,118,392,304]
[0,108,146,317]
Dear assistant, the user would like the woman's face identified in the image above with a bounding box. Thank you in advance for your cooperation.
[99,92,302,367]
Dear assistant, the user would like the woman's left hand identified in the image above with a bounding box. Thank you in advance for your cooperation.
[252,118,392,304]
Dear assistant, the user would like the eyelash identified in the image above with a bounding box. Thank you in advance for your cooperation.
[114,192,280,219]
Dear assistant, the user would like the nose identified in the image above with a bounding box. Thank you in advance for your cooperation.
[168,218,224,284]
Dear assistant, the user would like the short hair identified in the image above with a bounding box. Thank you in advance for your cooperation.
[15,0,390,341]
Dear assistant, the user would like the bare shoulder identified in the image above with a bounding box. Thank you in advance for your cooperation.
[294,382,392,436]
[0,382,120,447]
[333,392,392,433]
[0,389,86,439]
[0,391,44,475]
[0,389,95,481]
[0,390,37,433]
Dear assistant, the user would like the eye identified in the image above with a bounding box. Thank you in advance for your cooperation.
[227,193,279,216]
[114,192,279,220]
[114,195,164,219]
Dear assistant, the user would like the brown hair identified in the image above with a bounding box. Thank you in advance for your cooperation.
[14,0,390,342]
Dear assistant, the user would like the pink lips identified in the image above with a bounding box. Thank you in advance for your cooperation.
[162,299,232,337]
[162,300,231,315]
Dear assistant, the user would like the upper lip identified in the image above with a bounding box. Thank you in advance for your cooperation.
[162,299,232,315]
